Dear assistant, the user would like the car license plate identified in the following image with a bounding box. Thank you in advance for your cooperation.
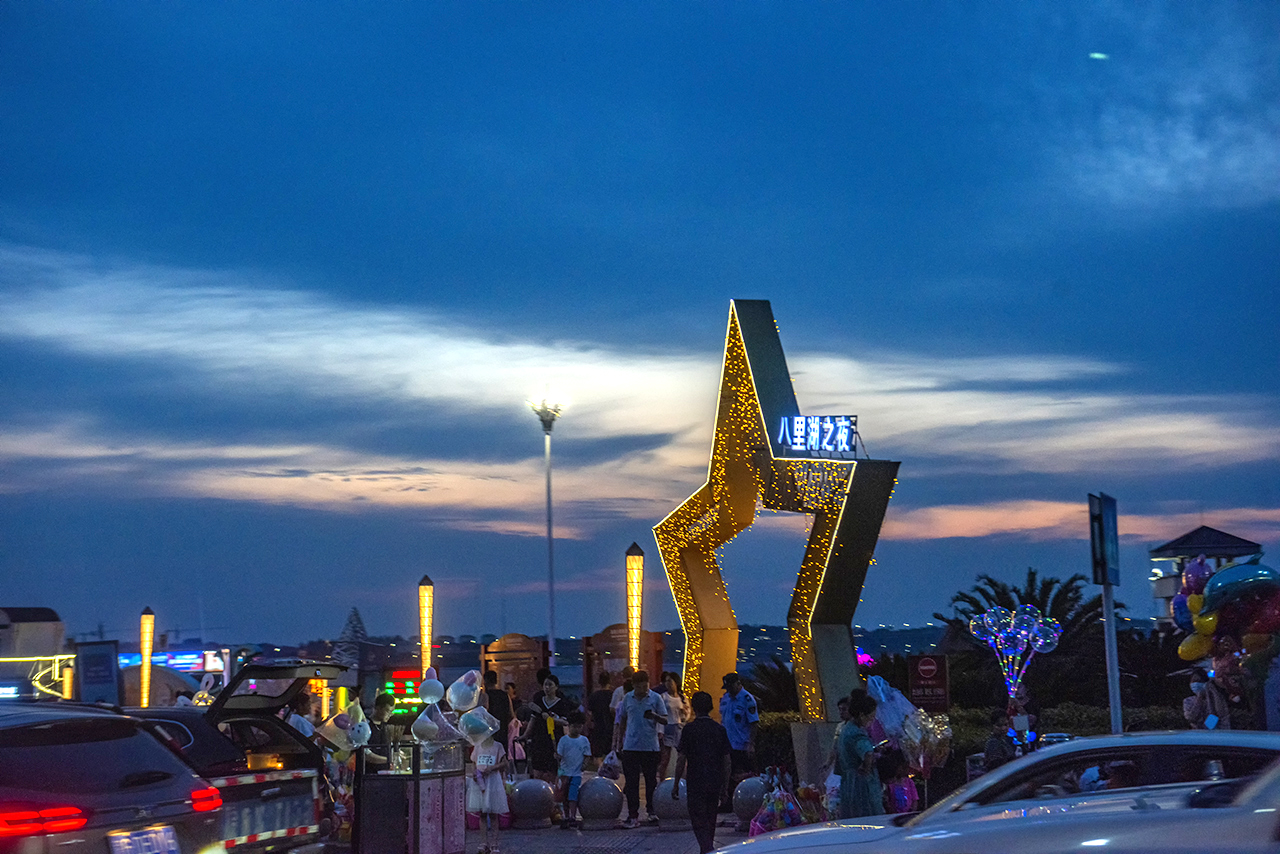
[107,825,181,854]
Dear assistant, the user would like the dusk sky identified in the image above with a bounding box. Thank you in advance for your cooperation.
[2,3,1277,646]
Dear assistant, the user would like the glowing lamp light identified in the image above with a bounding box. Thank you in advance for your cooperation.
[139,607,155,708]
[419,574,434,677]
[626,543,644,669]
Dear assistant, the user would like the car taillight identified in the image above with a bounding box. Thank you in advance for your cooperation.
[191,787,222,812]
[0,805,89,837]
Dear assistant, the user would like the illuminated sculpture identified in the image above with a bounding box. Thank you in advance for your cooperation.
[653,300,899,722]
[626,543,644,669]
[139,607,155,708]
[419,574,434,677]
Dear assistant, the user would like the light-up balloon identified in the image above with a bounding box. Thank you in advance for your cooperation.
[446,669,482,712]
[458,706,500,746]
[418,678,444,705]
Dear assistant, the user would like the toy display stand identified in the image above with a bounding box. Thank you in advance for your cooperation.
[354,743,466,854]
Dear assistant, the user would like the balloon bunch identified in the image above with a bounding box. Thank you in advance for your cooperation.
[969,604,1061,698]
[412,668,499,748]
[1173,553,1279,665]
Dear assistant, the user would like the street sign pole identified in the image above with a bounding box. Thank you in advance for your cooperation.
[1089,492,1123,735]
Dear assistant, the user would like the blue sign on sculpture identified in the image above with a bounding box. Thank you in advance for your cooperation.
[776,415,859,458]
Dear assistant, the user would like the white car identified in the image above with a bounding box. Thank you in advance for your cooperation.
[724,731,1280,853]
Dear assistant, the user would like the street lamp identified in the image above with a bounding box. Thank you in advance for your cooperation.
[626,543,644,670]
[530,398,563,666]
[419,574,434,677]
[139,607,155,708]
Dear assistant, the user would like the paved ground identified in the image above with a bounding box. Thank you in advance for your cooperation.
[464,773,750,854]
[463,816,749,854]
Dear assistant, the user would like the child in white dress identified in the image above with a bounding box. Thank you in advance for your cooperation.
[467,734,509,854]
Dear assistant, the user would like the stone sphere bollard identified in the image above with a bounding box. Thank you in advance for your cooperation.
[577,776,624,830]
[653,779,690,831]
[509,778,556,829]
[733,776,767,832]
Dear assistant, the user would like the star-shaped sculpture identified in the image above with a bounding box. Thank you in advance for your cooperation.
[654,300,899,721]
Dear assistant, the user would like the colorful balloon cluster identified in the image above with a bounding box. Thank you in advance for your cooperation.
[1173,553,1278,663]
[969,604,1062,698]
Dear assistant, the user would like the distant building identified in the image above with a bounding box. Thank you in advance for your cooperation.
[0,607,65,657]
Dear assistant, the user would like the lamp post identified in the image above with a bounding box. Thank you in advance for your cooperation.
[530,398,563,666]
[626,543,644,670]
[419,574,434,677]
[139,607,155,708]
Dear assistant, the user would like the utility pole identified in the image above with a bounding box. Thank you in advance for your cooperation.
[530,399,563,667]
[1090,492,1123,734]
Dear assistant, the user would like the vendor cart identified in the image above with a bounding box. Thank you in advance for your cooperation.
[353,742,465,854]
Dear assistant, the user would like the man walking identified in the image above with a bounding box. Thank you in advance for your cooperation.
[614,670,667,828]
[671,691,731,854]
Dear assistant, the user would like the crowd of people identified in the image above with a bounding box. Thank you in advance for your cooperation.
[274,667,908,854]
[450,664,751,853]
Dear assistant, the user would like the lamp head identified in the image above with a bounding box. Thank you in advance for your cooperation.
[529,398,563,434]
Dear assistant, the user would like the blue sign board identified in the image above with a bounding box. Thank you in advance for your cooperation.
[776,415,859,458]
[76,640,121,705]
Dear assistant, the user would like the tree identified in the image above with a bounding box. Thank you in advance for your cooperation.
[933,568,1116,656]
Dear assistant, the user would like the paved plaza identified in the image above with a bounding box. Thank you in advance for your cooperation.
[463,815,749,854]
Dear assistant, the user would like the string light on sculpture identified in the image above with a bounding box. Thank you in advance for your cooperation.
[626,543,644,670]
[654,301,898,718]
[419,574,434,677]
[139,607,155,708]
[969,604,1061,698]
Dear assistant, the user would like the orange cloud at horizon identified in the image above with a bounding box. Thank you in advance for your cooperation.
[881,500,1280,544]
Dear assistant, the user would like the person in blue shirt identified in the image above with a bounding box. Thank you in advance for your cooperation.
[719,672,759,779]
[613,670,668,828]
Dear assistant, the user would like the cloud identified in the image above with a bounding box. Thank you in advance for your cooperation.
[1061,6,1280,209]
[1,244,1278,540]
[883,500,1280,544]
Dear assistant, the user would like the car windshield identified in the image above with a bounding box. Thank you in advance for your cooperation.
[0,717,194,794]
[229,677,295,700]
[906,742,1280,826]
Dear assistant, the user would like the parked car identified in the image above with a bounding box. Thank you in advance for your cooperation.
[747,755,1280,853]
[128,660,343,854]
[0,701,222,854]
[724,730,1280,852]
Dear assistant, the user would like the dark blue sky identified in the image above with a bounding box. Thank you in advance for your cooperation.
[1,2,1277,645]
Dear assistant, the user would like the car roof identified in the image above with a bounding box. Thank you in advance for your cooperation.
[914,729,1280,820]
[0,700,124,729]
[1037,730,1280,753]
[974,731,1280,787]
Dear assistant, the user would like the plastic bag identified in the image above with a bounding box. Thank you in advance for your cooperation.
[867,676,918,746]
[599,750,622,780]
[823,772,841,817]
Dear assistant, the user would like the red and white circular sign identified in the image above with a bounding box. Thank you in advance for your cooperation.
[916,657,938,679]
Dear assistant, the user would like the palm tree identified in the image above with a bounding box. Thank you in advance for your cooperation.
[933,568,1116,655]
